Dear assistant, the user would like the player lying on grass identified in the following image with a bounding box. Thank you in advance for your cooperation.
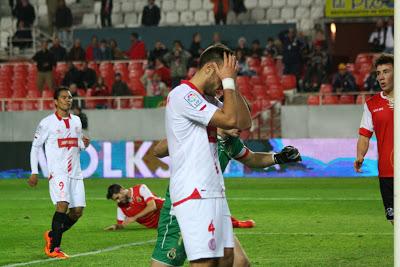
[104,184,255,231]
[150,133,301,267]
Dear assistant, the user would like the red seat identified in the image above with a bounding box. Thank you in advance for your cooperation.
[12,89,26,98]
[322,95,339,105]
[128,62,144,71]
[250,76,264,86]
[356,94,373,104]
[261,57,275,67]
[253,85,267,98]
[22,100,39,110]
[262,66,277,76]
[26,90,41,98]
[236,76,250,86]
[339,95,355,104]
[247,58,261,68]
[129,97,144,109]
[6,100,22,111]
[0,89,12,98]
[129,79,146,96]
[281,75,296,90]
[77,89,86,97]
[320,84,333,94]
[307,95,320,105]
[129,69,144,79]
[42,90,54,110]
[265,75,280,86]
[267,86,284,101]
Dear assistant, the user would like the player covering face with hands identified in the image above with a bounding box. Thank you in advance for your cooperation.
[28,87,90,259]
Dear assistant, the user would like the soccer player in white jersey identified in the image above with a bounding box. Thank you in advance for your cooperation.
[165,44,249,267]
[28,87,90,259]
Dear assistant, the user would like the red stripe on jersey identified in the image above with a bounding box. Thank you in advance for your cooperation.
[181,80,204,96]
[63,119,70,129]
[145,197,155,203]
[359,127,373,138]
[235,148,250,160]
[172,188,202,207]
[200,104,207,111]
[58,138,78,148]
[117,220,124,225]
[207,126,217,143]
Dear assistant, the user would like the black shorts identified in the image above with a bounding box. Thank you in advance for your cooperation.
[379,178,393,220]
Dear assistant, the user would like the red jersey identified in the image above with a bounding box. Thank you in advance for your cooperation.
[116,184,164,229]
[126,41,147,60]
[359,92,394,177]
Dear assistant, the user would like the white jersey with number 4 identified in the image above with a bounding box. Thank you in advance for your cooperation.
[30,113,86,179]
[165,80,225,206]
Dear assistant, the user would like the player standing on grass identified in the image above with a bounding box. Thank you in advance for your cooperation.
[151,132,301,267]
[28,87,90,259]
[165,44,251,267]
[354,53,394,223]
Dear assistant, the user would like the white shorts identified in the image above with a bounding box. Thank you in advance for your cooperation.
[49,177,86,208]
[174,198,234,261]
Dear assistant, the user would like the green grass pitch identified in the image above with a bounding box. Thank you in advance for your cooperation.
[0,178,393,267]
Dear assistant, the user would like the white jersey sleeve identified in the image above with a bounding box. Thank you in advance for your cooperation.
[76,119,86,151]
[117,207,126,224]
[359,103,374,138]
[30,119,49,174]
[173,90,218,126]
[139,184,155,202]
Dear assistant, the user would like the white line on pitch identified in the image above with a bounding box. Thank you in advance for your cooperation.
[2,239,156,267]
[236,232,393,236]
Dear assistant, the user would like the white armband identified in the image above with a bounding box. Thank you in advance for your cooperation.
[222,78,235,90]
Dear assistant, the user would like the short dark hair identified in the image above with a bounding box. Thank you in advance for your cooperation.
[107,184,122,199]
[54,87,70,100]
[131,32,139,39]
[252,39,260,45]
[199,44,233,68]
[374,53,394,68]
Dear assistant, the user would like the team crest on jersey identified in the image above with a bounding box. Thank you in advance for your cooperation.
[167,248,177,260]
[136,197,142,203]
[184,92,203,109]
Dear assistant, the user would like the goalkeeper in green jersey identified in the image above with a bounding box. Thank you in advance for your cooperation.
[151,130,301,267]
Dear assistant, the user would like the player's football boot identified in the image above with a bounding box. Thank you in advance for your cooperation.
[43,230,52,255]
[236,219,256,228]
[47,247,69,259]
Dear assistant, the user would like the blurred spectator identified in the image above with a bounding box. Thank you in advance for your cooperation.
[112,73,131,96]
[385,17,394,53]
[232,0,247,16]
[68,39,86,61]
[364,70,381,92]
[101,0,113,27]
[80,62,97,89]
[212,32,222,45]
[46,0,58,35]
[250,40,263,59]
[32,40,56,92]
[12,20,32,50]
[142,0,161,26]
[126,32,147,60]
[302,44,328,92]
[110,39,126,60]
[154,58,171,86]
[141,73,168,97]
[72,106,88,131]
[96,39,112,61]
[50,37,67,62]
[211,0,229,25]
[189,33,203,63]
[85,36,100,61]
[92,76,109,108]
[332,63,357,93]
[55,0,73,49]
[311,24,327,50]
[163,41,191,88]
[236,50,255,76]
[264,37,278,58]
[148,41,168,65]
[13,0,35,28]
[280,28,304,78]
[62,61,82,87]
[69,83,80,107]
[235,37,250,56]
[369,19,386,52]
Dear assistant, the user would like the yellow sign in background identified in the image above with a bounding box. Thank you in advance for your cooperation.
[325,0,394,17]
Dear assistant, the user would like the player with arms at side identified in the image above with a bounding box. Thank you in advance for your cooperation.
[151,131,301,267]
[354,53,394,224]
[165,44,248,267]
[28,87,90,259]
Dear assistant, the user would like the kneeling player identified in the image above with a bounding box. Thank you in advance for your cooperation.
[151,132,301,267]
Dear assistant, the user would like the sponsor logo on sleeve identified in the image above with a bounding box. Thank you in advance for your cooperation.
[184,92,203,109]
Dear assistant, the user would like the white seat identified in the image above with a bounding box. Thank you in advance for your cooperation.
[301,0,313,6]
[95,14,101,26]
[251,9,265,21]
[112,2,121,13]
[194,10,208,24]
[314,0,324,5]
[180,11,194,24]
[0,17,12,30]
[280,7,294,19]
[295,6,310,19]
[258,0,272,8]
[135,0,147,12]
[38,0,46,5]
[299,18,313,31]
[121,2,134,12]
[246,0,258,9]
[226,11,237,24]
[162,0,175,12]
[237,11,251,24]
[287,0,300,6]
[65,0,76,5]
[202,0,213,10]
[82,13,96,27]
[189,0,202,10]
[266,8,280,19]
[310,6,323,18]
[272,0,285,8]
[112,13,123,25]
[0,32,10,48]
[124,12,138,26]
[93,1,101,15]
[165,11,179,25]
[38,5,48,16]
[159,12,167,26]
[176,0,189,11]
